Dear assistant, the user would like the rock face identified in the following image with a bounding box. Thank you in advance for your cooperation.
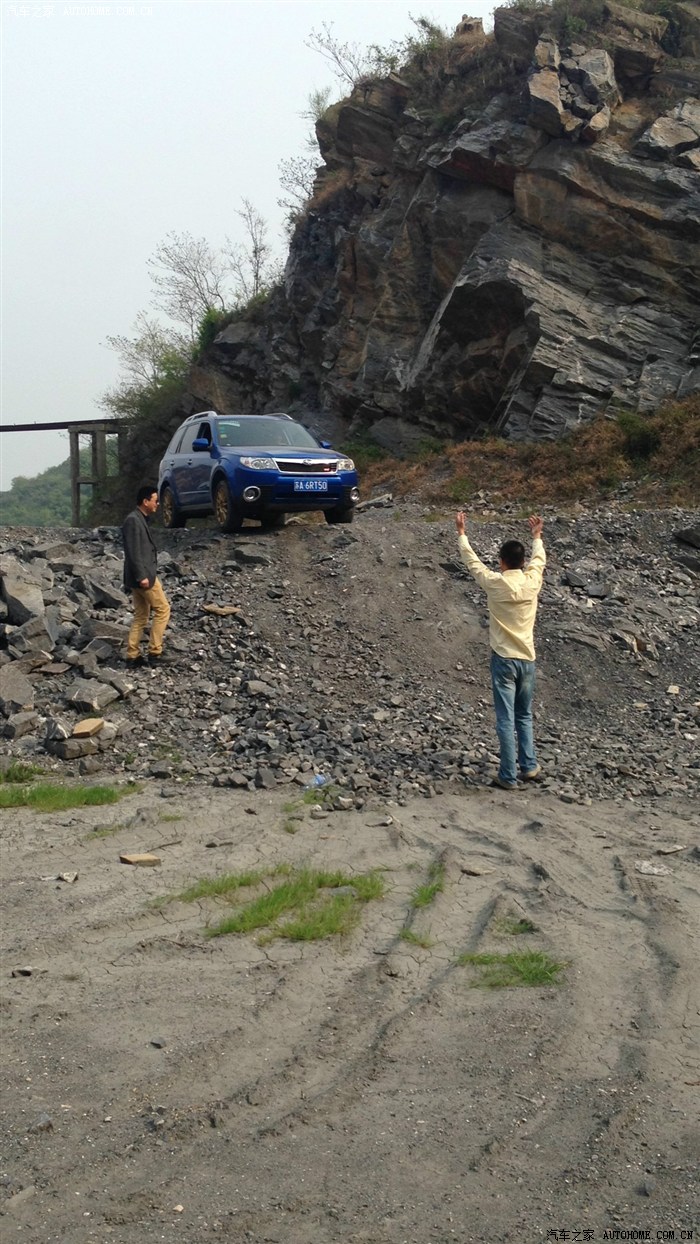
[185,5,700,450]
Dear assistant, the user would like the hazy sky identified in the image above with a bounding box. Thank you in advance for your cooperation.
[1,0,494,493]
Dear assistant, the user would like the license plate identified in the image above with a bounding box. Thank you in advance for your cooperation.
[293,479,328,492]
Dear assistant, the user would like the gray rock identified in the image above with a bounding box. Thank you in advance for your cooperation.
[3,711,39,739]
[0,665,35,715]
[0,557,45,625]
[64,679,120,712]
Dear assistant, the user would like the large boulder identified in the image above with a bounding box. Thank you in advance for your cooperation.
[0,556,45,625]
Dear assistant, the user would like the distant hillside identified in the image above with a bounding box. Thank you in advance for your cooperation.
[0,459,74,526]
[0,441,121,527]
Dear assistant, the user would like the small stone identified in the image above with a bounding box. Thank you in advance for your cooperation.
[29,1112,53,1133]
[635,858,672,876]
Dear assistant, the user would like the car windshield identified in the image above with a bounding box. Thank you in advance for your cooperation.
[217,418,321,450]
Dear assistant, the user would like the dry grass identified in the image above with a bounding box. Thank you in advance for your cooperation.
[356,397,700,510]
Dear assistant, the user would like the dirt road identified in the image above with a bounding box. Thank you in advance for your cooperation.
[2,778,698,1242]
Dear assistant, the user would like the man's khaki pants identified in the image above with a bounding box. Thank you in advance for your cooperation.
[127,578,171,658]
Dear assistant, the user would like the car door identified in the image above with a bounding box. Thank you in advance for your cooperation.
[172,420,213,508]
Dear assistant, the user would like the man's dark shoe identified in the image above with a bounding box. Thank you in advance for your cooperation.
[147,653,170,668]
[125,656,144,670]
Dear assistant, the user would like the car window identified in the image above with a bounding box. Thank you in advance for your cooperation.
[217,418,320,449]
[166,427,187,453]
[175,422,211,452]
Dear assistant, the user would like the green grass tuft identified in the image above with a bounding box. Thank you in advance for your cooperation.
[0,782,127,812]
[497,917,538,936]
[155,867,276,907]
[0,761,44,784]
[458,949,566,988]
[84,823,125,841]
[182,866,387,942]
[411,858,446,909]
[400,928,434,948]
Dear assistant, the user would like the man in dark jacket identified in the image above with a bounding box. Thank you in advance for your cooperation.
[122,485,171,669]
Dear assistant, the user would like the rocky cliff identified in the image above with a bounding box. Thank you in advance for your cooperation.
[188,3,700,449]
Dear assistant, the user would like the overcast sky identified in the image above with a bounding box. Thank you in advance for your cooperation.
[1,0,494,493]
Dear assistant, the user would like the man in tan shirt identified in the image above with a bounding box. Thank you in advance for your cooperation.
[456,511,546,789]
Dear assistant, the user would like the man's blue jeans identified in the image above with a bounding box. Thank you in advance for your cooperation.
[490,653,538,785]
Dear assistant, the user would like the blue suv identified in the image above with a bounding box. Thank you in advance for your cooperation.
[158,412,360,532]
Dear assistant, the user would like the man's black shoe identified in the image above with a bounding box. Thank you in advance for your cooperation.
[125,656,144,670]
[147,653,169,668]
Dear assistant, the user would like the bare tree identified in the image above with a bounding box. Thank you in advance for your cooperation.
[305,22,375,87]
[147,231,231,343]
[103,313,189,390]
[278,155,318,216]
[225,199,280,302]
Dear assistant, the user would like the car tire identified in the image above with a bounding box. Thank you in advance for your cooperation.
[214,479,243,533]
[161,484,186,529]
[324,507,354,525]
[260,511,286,530]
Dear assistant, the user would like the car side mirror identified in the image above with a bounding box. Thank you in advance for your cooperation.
[192,438,211,452]
[319,440,331,449]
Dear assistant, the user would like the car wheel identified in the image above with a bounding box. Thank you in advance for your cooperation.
[161,485,186,529]
[324,507,354,525]
[260,511,286,530]
[214,480,243,533]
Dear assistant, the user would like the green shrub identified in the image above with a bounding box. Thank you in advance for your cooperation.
[617,410,662,460]
[196,307,235,355]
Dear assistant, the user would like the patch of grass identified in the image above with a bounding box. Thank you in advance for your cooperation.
[159,813,183,824]
[458,949,567,988]
[155,867,275,907]
[496,916,538,936]
[342,436,387,474]
[617,409,661,461]
[84,823,125,841]
[411,859,446,909]
[445,474,474,503]
[0,782,128,813]
[400,928,435,948]
[194,866,385,942]
[0,761,44,784]
[275,893,360,943]
[359,394,700,509]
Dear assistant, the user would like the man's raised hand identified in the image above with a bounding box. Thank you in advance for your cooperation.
[528,514,543,539]
[455,511,466,536]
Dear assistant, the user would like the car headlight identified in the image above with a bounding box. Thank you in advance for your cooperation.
[240,456,277,470]
[335,457,355,472]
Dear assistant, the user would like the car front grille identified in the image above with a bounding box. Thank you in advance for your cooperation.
[275,457,338,475]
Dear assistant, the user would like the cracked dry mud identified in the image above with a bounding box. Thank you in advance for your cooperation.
[2,784,699,1242]
[1,503,699,1242]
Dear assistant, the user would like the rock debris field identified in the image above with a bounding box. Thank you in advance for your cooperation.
[1,499,698,1243]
